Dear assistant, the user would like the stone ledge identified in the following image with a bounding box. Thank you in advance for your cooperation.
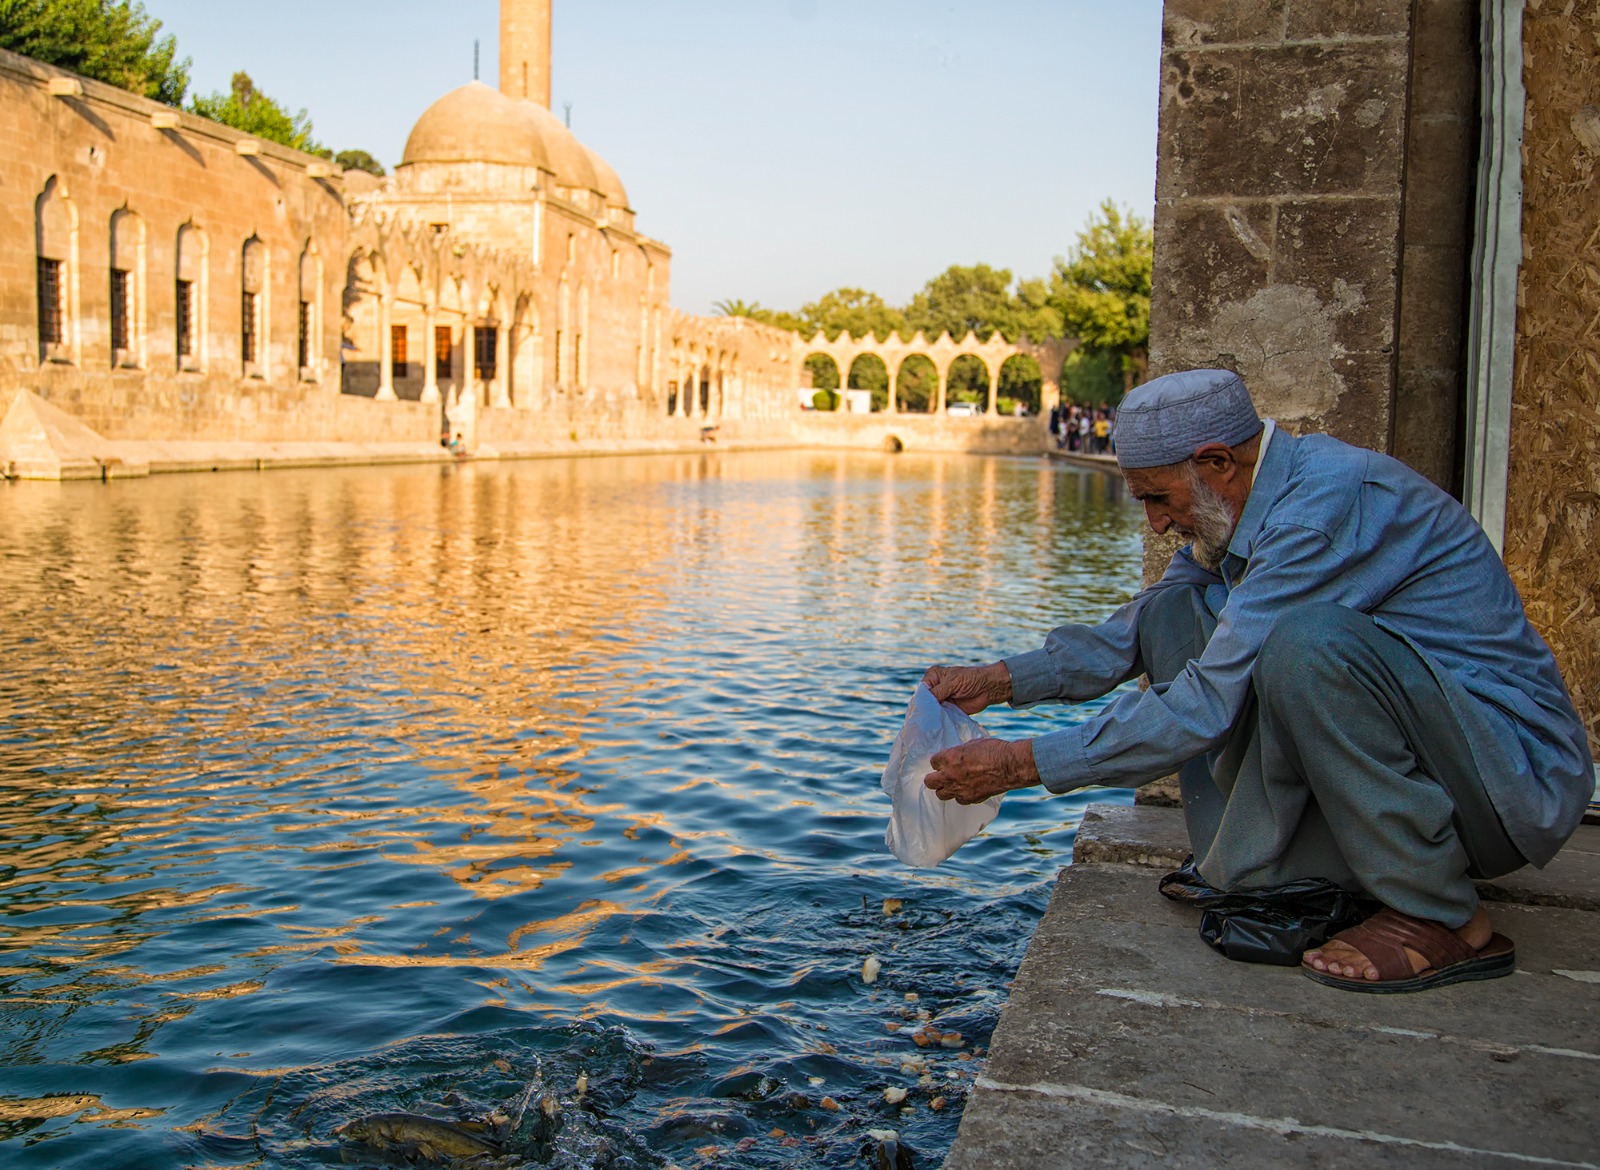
[1073,802,1600,912]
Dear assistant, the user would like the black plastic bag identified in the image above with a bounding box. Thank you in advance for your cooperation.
[1158,855,1374,966]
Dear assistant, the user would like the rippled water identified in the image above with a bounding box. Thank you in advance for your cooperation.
[0,450,1142,1169]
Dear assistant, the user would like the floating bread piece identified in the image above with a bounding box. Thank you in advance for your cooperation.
[862,956,881,984]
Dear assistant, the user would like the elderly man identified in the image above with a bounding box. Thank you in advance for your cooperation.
[923,369,1590,993]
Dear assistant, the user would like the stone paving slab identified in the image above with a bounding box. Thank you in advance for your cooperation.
[949,826,1600,1169]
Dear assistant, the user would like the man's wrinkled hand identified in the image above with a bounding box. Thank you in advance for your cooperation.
[924,738,1039,805]
[922,662,1012,715]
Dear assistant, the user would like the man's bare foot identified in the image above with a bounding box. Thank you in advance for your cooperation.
[1304,905,1493,981]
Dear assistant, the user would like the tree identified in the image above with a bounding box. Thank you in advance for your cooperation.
[334,149,384,177]
[793,287,906,342]
[190,70,317,152]
[713,297,766,318]
[0,0,189,104]
[904,264,1061,343]
[1049,200,1153,394]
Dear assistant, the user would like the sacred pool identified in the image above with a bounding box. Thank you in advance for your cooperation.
[0,451,1142,1169]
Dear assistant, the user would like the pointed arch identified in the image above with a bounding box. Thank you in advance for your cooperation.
[109,206,146,368]
[35,176,79,364]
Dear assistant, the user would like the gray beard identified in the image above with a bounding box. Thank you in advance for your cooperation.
[1181,463,1238,572]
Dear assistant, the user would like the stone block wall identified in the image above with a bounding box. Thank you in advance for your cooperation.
[0,49,352,443]
[1151,0,1419,451]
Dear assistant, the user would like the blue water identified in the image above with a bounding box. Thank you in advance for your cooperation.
[0,450,1143,1169]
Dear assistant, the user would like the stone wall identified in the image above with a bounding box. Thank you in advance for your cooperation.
[1151,0,1418,451]
[1504,0,1600,755]
[0,49,350,443]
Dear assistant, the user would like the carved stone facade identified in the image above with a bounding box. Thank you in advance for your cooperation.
[0,0,803,476]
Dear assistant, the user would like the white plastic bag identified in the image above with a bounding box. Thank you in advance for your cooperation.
[881,683,1002,867]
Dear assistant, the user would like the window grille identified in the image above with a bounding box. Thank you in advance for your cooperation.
[298,300,311,369]
[475,325,498,381]
[391,324,408,379]
[37,258,63,347]
[176,279,194,358]
[110,269,130,354]
[241,290,259,365]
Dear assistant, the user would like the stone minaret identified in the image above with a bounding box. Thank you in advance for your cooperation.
[499,0,552,107]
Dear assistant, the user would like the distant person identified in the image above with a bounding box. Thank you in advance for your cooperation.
[447,432,466,457]
[919,369,1589,993]
[1092,412,1111,453]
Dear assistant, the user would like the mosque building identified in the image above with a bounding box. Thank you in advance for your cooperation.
[0,0,803,477]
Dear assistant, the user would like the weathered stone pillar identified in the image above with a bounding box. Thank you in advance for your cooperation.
[421,306,440,404]
[985,366,998,415]
[935,367,948,414]
[885,359,899,414]
[376,294,396,401]
[1150,1,1416,454]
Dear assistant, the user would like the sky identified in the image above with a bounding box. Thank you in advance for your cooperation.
[147,1,1163,315]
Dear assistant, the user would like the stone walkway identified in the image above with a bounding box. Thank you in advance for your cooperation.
[947,804,1600,1169]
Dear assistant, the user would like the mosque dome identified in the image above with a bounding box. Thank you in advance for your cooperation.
[401,82,619,202]
[581,143,630,209]
[401,82,551,170]
[521,100,600,194]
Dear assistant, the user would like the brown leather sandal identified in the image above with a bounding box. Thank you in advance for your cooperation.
[1302,906,1515,994]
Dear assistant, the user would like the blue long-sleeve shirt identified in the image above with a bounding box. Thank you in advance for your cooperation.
[1003,428,1591,867]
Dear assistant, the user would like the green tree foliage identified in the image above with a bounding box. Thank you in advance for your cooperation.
[904,263,1060,343]
[1060,348,1124,406]
[190,70,317,152]
[793,287,906,342]
[1049,200,1153,393]
[0,0,189,104]
[334,148,384,176]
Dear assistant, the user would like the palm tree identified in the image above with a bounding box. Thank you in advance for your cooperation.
[713,297,766,318]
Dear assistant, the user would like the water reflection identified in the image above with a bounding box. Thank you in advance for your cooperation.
[0,451,1140,1168]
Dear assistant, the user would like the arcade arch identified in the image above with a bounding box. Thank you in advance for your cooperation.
[798,328,1073,415]
[999,353,1043,416]
[894,354,937,413]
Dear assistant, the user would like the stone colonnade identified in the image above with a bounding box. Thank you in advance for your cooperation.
[798,330,1075,414]
[343,208,538,443]
[663,313,796,425]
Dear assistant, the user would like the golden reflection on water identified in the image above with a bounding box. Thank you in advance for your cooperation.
[0,451,1137,1095]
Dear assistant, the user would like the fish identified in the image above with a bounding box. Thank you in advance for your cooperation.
[334,1112,507,1162]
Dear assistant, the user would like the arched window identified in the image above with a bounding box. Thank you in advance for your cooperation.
[174,222,207,371]
[241,236,267,377]
[109,208,144,368]
[555,274,569,387]
[576,284,588,389]
[297,244,320,379]
[35,176,76,364]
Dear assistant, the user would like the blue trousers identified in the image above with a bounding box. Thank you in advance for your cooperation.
[1138,587,1525,927]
